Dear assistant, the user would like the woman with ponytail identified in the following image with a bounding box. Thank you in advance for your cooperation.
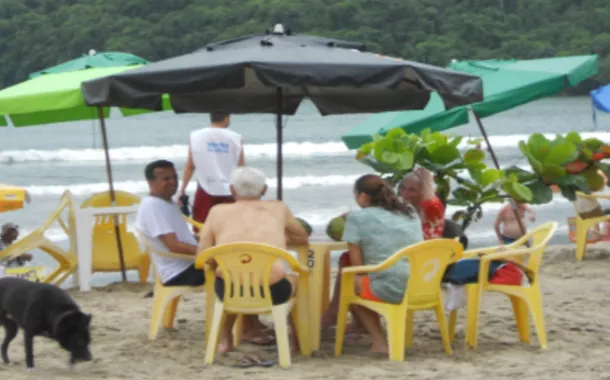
[321,174,424,354]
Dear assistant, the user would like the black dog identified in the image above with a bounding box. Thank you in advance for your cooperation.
[0,277,92,369]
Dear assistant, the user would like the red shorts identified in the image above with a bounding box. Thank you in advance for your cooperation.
[193,186,234,231]
[338,252,382,302]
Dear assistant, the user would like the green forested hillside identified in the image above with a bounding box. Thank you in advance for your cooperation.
[1,0,610,88]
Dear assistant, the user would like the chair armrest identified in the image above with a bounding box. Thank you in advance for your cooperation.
[341,263,383,274]
[463,246,501,257]
[184,216,203,230]
[478,248,533,262]
[576,191,610,201]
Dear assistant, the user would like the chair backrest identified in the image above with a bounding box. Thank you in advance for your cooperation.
[134,228,191,285]
[81,191,141,232]
[396,239,463,307]
[3,190,77,258]
[195,242,307,309]
[512,221,557,273]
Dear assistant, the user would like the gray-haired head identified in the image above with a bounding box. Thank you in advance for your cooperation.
[230,167,268,199]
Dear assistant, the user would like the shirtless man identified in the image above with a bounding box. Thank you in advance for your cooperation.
[197,166,309,353]
[494,202,536,245]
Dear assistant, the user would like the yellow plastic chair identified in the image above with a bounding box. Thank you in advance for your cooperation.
[195,242,312,368]
[449,221,557,350]
[0,191,77,285]
[573,192,610,261]
[135,229,214,341]
[335,239,463,362]
[81,191,150,283]
[0,184,30,213]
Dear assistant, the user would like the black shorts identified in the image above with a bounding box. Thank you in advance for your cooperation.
[163,264,206,287]
[214,277,292,305]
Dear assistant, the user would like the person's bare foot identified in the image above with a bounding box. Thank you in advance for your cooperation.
[217,336,234,354]
[321,311,337,329]
[369,342,389,354]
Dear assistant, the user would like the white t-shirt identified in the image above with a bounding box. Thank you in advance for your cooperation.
[135,196,196,283]
[190,127,243,196]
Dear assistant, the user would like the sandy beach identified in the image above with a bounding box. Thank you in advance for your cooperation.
[1,244,610,380]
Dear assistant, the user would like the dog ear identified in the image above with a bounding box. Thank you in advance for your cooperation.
[52,310,80,337]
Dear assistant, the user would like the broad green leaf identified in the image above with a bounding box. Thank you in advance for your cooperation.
[541,164,566,179]
[544,140,578,166]
[527,133,551,162]
[429,145,460,165]
[554,174,591,192]
[396,151,414,171]
[526,181,553,205]
[479,168,501,188]
[463,149,485,164]
[510,182,533,201]
[386,128,406,139]
[381,151,399,164]
[466,162,486,171]
[583,138,603,151]
[565,131,582,145]
[518,140,529,157]
[448,136,464,149]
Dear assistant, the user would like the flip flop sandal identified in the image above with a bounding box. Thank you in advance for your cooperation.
[231,354,276,368]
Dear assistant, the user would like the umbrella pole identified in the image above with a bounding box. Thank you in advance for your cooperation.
[276,88,283,200]
[472,110,528,239]
[97,107,128,282]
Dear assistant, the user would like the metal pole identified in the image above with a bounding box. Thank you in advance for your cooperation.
[276,88,283,200]
[472,109,528,238]
[97,107,128,281]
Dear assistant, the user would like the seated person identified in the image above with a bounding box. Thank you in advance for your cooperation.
[399,168,445,239]
[494,202,535,245]
[443,219,469,250]
[0,223,33,268]
[321,174,424,354]
[197,166,309,353]
[135,159,204,286]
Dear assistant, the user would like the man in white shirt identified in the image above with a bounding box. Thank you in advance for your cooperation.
[135,160,205,286]
[178,113,245,230]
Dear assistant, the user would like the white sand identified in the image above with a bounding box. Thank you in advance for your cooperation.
[2,244,610,380]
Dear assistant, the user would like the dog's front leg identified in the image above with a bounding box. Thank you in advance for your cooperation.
[1,318,18,364]
[23,330,35,369]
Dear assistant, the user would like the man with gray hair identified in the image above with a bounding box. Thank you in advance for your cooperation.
[197,166,309,353]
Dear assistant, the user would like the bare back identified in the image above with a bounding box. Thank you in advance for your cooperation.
[205,200,291,248]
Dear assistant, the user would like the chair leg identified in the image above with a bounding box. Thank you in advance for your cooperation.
[575,223,589,261]
[448,309,458,342]
[405,310,415,348]
[232,315,243,348]
[435,303,453,355]
[292,302,312,356]
[465,284,481,350]
[204,300,226,365]
[527,287,548,349]
[271,305,292,368]
[138,255,151,283]
[163,296,181,329]
[510,296,530,343]
[149,289,168,340]
[334,297,350,357]
[387,312,406,362]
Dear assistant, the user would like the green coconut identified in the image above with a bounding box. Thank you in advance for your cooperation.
[326,213,348,241]
[296,217,313,236]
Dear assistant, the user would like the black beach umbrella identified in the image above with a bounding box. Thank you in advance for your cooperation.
[82,24,483,199]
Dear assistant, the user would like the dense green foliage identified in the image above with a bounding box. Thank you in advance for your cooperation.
[1,0,610,87]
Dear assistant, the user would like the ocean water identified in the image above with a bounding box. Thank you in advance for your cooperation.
[2,97,610,286]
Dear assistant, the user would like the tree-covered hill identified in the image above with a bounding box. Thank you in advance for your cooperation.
[1,0,609,88]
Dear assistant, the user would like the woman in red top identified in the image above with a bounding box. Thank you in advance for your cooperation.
[399,168,445,239]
